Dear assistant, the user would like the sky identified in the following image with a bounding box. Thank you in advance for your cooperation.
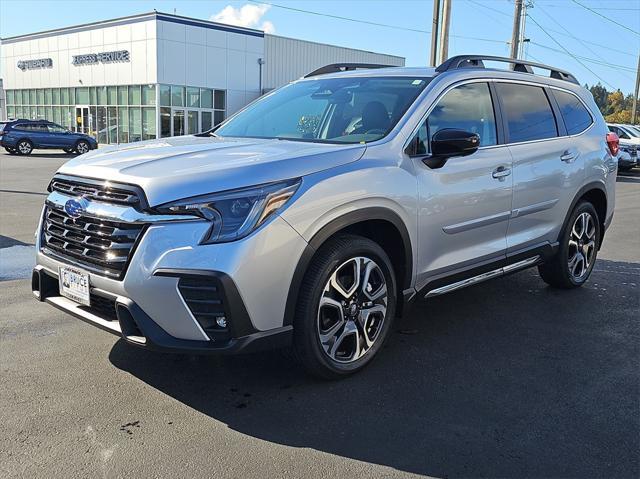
[0,0,638,94]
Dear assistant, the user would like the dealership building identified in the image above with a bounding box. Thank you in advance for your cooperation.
[0,11,404,144]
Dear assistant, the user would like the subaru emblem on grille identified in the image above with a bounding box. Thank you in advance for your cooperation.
[64,198,88,218]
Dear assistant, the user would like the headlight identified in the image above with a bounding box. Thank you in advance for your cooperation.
[156,179,301,244]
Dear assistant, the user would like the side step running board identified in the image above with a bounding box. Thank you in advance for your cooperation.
[425,256,540,298]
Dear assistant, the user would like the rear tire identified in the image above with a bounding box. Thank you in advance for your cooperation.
[74,140,90,155]
[538,201,600,288]
[16,140,33,155]
[4,147,17,154]
[63,148,73,154]
[293,234,396,379]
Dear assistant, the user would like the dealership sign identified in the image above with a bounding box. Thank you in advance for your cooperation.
[72,50,130,66]
[17,58,53,71]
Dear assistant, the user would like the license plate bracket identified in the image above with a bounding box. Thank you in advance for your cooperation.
[58,266,90,306]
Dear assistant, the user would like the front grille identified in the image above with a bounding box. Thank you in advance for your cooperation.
[178,277,229,337]
[85,293,118,321]
[41,206,144,279]
[50,178,141,206]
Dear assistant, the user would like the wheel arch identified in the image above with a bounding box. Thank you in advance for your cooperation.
[562,182,608,248]
[283,207,414,326]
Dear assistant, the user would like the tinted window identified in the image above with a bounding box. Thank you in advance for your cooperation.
[497,83,558,143]
[426,82,497,147]
[47,124,68,133]
[609,126,629,139]
[553,90,592,135]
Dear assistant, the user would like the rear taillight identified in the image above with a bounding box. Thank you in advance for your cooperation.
[606,132,619,156]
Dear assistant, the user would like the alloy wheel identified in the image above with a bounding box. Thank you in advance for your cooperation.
[18,141,32,154]
[317,256,388,363]
[76,142,89,154]
[568,211,596,280]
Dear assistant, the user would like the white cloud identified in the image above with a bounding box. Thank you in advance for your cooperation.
[211,4,275,33]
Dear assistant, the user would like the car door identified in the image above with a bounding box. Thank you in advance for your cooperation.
[409,81,513,290]
[46,123,71,148]
[27,124,50,148]
[497,82,586,254]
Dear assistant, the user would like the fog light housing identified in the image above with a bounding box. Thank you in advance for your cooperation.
[216,316,227,328]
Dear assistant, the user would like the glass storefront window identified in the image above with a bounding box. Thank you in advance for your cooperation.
[97,107,108,144]
[45,89,52,105]
[29,90,37,105]
[108,107,118,143]
[201,89,213,109]
[76,87,90,105]
[214,90,225,110]
[97,86,107,105]
[69,88,75,105]
[173,109,185,136]
[129,108,142,141]
[107,86,117,105]
[118,86,128,105]
[142,85,156,106]
[171,86,184,107]
[201,111,212,131]
[89,106,97,136]
[118,107,129,143]
[90,87,97,105]
[46,107,53,121]
[214,110,225,126]
[36,89,44,105]
[142,107,156,140]
[61,88,70,105]
[52,88,60,105]
[188,110,199,134]
[160,107,171,138]
[187,87,199,108]
[36,106,44,119]
[13,90,21,106]
[7,106,15,119]
[16,106,23,119]
[159,85,171,106]
[53,107,62,126]
[7,90,15,105]
[128,85,141,105]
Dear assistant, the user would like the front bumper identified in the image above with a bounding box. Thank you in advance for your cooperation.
[34,197,309,353]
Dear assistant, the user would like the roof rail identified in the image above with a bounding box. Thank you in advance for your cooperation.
[304,63,395,78]
[435,55,579,85]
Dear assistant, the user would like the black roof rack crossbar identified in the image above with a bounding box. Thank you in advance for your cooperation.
[304,63,395,78]
[435,55,579,84]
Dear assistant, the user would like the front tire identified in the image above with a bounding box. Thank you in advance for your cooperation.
[16,140,33,155]
[538,201,600,288]
[293,234,396,379]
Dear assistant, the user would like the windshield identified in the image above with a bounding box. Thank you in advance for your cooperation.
[215,76,431,144]
[625,125,640,137]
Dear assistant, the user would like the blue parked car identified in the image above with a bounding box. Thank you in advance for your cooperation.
[0,119,97,155]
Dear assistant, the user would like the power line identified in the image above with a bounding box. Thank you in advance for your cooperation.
[570,0,640,37]
[250,0,507,44]
[527,14,616,89]
[531,42,635,74]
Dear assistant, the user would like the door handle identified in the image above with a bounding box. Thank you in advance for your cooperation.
[492,166,511,180]
[560,150,578,163]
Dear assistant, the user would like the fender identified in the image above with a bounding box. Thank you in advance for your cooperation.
[559,180,608,246]
[282,207,413,326]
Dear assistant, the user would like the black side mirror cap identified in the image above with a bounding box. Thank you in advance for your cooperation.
[431,128,480,159]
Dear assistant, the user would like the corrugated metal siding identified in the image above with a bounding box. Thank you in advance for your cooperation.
[263,35,405,91]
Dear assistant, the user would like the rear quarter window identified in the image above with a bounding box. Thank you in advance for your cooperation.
[553,90,593,135]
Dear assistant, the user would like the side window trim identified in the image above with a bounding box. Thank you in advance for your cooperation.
[545,86,567,137]
[488,81,507,146]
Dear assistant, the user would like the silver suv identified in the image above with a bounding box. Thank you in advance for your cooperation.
[33,56,618,378]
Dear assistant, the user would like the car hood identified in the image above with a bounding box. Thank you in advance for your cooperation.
[57,135,365,206]
[619,138,640,146]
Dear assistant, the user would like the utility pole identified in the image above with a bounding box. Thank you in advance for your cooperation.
[438,0,452,64]
[429,0,441,66]
[510,0,523,59]
[632,52,640,125]
[518,1,532,60]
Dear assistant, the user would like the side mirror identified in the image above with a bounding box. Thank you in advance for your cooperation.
[431,128,480,159]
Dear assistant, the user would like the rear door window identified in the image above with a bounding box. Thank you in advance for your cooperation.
[552,90,593,135]
[496,83,558,143]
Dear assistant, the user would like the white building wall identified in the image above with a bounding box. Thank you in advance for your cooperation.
[1,17,158,90]
[155,18,264,115]
[263,35,405,92]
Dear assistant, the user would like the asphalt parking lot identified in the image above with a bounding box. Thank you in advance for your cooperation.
[0,151,638,478]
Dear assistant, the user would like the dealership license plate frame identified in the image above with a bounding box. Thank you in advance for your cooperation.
[58,266,91,306]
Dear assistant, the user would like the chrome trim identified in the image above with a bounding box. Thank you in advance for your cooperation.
[46,190,198,224]
[425,255,540,298]
[443,210,511,234]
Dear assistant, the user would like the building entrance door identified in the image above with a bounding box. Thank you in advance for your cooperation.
[75,106,91,134]
[171,108,201,136]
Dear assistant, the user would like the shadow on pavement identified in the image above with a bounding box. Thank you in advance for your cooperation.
[110,259,639,478]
